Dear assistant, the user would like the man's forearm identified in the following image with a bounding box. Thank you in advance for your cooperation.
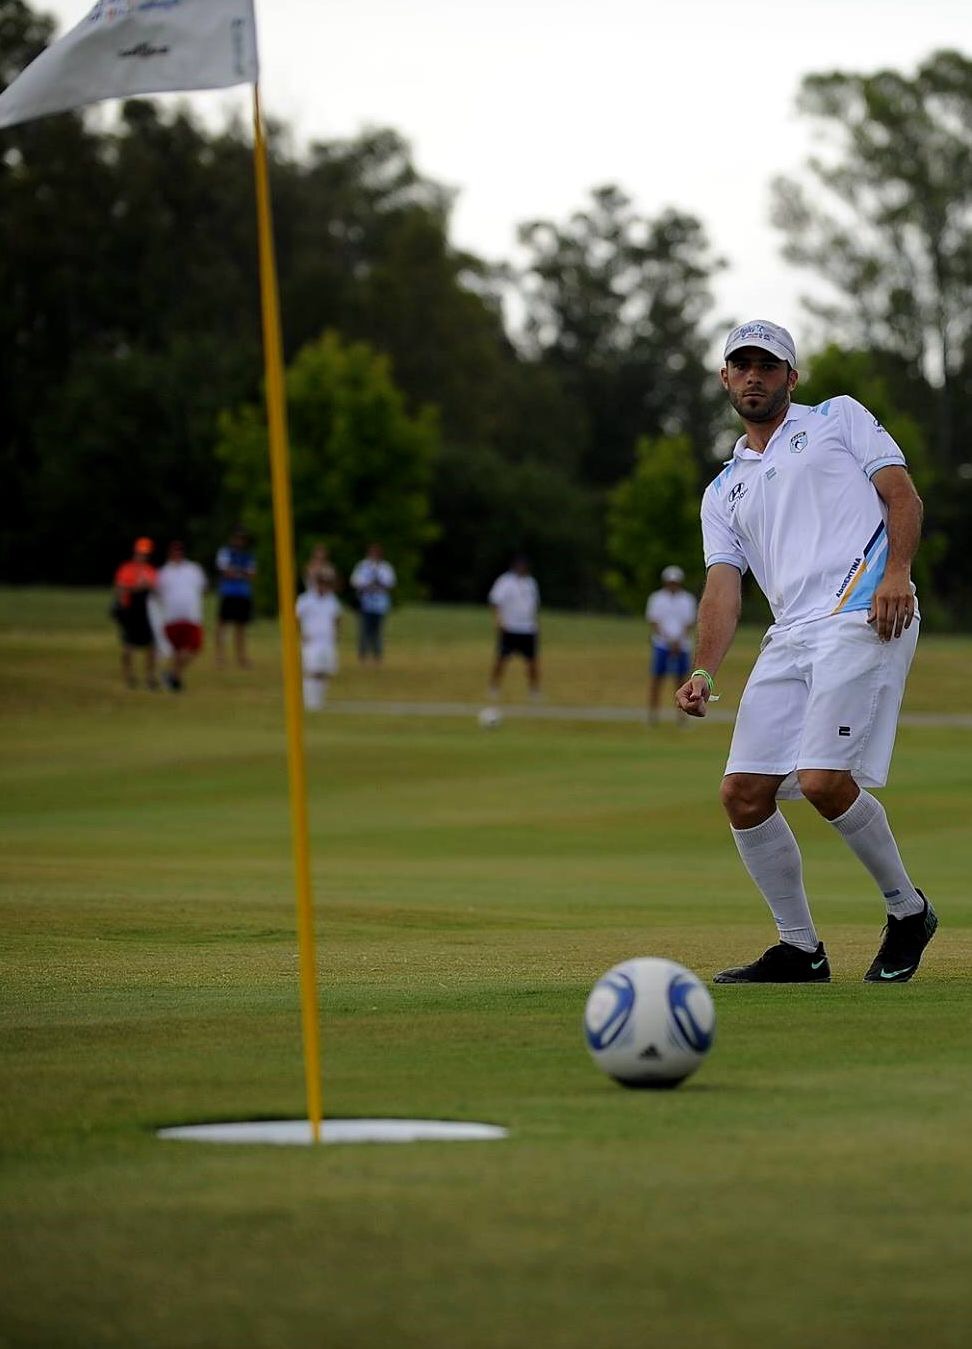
[884,493,923,576]
[692,586,741,677]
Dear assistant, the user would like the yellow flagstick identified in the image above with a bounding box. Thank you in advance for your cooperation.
[251,83,322,1142]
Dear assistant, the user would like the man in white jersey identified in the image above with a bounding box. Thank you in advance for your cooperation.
[488,554,541,698]
[296,565,342,710]
[676,320,937,984]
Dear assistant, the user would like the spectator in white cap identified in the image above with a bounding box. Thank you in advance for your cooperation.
[645,564,697,723]
[675,317,934,987]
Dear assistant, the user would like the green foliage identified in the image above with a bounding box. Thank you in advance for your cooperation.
[604,434,701,611]
[0,0,51,88]
[518,186,725,486]
[772,50,972,458]
[423,443,602,608]
[217,331,439,610]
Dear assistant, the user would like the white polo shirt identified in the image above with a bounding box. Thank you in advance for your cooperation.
[156,560,207,623]
[296,591,341,645]
[701,397,908,630]
[488,573,540,633]
[646,589,697,651]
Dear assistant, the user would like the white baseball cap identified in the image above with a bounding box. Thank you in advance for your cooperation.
[723,320,797,367]
[661,565,684,583]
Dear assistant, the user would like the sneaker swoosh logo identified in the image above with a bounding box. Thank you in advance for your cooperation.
[879,966,914,979]
[811,959,827,970]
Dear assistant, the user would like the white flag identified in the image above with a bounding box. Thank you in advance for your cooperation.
[0,0,259,130]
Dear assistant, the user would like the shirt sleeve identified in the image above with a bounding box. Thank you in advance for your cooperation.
[701,484,748,575]
[488,578,503,605]
[216,548,229,572]
[836,396,907,477]
[646,592,659,622]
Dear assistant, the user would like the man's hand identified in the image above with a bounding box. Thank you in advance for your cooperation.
[675,673,711,718]
[868,568,915,641]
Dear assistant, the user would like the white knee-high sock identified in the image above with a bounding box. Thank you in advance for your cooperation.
[303,677,324,711]
[731,810,819,951]
[828,790,923,917]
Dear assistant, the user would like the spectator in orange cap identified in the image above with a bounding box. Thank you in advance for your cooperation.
[112,537,159,689]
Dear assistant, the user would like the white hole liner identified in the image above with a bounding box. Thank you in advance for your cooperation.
[157,1119,508,1146]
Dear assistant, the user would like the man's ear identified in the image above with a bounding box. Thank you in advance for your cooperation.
[788,367,799,391]
[720,366,729,390]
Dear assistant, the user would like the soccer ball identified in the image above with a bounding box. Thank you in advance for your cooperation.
[478,706,502,729]
[583,957,715,1089]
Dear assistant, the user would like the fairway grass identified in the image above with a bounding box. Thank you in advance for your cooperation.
[2,591,971,1348]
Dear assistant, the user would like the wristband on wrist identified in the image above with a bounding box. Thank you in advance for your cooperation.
[691,668,715,692]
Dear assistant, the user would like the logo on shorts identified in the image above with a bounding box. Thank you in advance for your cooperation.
[790,431,808,453]
[838,726,851,737]
[727,482,748,513]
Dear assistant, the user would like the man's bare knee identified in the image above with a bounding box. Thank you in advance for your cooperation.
[719,774,779,830]
[797,770,858,820]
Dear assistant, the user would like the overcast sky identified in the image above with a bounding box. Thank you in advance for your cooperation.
[42,0,969,354]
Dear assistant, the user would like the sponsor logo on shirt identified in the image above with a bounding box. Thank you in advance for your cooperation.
[789,431,808,453]
[727,482,748,513]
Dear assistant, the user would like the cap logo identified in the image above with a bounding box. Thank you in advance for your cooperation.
[737,323,772,344]
[724,319,797,366]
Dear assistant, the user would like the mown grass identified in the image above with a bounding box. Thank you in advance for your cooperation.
[1,589,971,1348]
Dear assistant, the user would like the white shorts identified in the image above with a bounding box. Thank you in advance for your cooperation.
[725,610,918,799]
[302,640,338,677]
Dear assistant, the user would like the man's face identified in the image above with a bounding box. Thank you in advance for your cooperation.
[721,347,797,423]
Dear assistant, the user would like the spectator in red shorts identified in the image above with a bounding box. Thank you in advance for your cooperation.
[156,541,208,692]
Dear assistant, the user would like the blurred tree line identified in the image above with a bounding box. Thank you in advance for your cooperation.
[2,2,971,623]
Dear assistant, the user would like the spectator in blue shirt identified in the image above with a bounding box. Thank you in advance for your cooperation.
[215,527,256,668]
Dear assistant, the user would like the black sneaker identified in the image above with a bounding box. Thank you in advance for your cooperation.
[864,892,938,983]
[714,941,831,984]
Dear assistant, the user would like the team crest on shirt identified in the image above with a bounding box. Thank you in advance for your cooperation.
[789,431,808,453]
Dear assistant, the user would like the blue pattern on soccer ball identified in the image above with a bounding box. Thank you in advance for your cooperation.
[584,972,636,1050]
[667,972,714,1053]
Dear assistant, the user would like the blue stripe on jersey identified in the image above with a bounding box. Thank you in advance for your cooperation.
[841,531,889,614]
[712,462,736,495]
[862,521,885,562]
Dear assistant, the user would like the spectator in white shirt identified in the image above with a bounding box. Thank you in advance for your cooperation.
[295,565,342,710]
[487,555,541,699]
[156,541,208,693]
[645,565,697,723]
[349,543,396,664]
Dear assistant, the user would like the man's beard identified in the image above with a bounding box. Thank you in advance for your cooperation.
[729,384,790,423]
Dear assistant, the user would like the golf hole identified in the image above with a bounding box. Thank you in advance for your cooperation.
[157,1119,509,1146]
